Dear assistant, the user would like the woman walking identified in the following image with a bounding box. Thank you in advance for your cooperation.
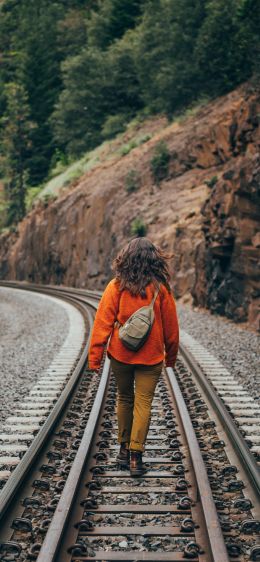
[88,237,179,476]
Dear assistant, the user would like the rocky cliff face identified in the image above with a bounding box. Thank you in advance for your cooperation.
[0,83,259,328]
[192,91,260,328]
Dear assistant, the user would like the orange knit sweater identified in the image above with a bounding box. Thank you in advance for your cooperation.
[88,279,179,370]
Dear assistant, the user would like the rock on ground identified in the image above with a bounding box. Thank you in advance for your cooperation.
[178,304,260,404]
[0,287,70,423]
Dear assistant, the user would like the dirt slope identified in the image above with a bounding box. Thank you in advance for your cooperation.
[0,83,259,328]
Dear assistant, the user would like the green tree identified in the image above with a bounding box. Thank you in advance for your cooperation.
[135,0,206,115]
[0,1,24,117]
[195,0,247,96]
[106,31,143,118]
[0,0,90,186]
[52,29,142,156]
[1,82,35,225]
[51,47,110,156]
[19,1,63,185]
[236,0,260,79]
[87,0,144,50]
[57,8,88,59]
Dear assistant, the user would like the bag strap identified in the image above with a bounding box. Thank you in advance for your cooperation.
[115,283,160,327]
[149,283,160,308]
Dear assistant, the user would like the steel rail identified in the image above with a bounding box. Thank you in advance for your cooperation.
[2,281,258,494]
[0,286,98,523]
[37,356,111,562]
[0,280,102,300]
[179,343,260,500]
[1,281,258,499]
[166,367,229,562]
[36,364,231,562]
[1,281,259,560]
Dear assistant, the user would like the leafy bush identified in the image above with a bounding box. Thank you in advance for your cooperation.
[25,186,43,211]
[131,217,147,237]
[119,140,138,156]
[101,114,126,139]
[150,141,170,184]
[205,175,218,188]
[49,149,69,179]
[42,193,57,207]
[125,170,141,193]
[119,134,152,157]
[139,133,151,144]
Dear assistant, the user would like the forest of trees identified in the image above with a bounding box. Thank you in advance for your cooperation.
[0,0,259,225]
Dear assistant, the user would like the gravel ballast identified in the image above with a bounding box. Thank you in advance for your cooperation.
[178,304,260,404]
[0,287,70,423]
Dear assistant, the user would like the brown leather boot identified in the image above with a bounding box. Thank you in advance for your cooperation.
[130,450,146,477]
[116,442,130,467]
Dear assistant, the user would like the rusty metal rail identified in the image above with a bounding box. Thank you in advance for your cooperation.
[0,281,259,561]
[166,367,229,562]
[179,343,260,501]
[0,283,98,526]
[35,360,225,561]
[37,357,111,562]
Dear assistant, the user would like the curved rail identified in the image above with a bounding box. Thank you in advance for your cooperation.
[0,284,98,524]
[179,343,260,500]
[0,281,259,561]
[35,360,228,562]
[37,357,111,562]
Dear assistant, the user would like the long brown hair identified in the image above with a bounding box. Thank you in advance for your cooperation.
[112,237,172,296]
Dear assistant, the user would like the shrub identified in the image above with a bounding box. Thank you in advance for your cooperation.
[131,217,147,237]
[135,133,152,145]
[101,114,126,139]
[150,141,170,184]
[42,193,57,207]
[125,170,141,193]
[119,140,138,156]
[49,149,69,179]
[205,175,218,188]
[25,186,43,211]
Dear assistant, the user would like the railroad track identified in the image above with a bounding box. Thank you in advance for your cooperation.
[0,282,259,562]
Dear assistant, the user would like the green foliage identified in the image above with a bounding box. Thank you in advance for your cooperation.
[51,47,110,157]
[119,140,138,156]
[134,0,206,115]
[205,175,218,188]
[236,0,260,78]
[119,133,151,157]
[0,0,258,228]
[131,217,147,237]
[25,185,43,211]
[125,169,141,193]
[57,8,88,58]
[150,140,170,184]
[0,0,90,188]
[48,149,69,179]
[20,4,63,185]
[175,96,210,123]
[57,168,84,188]
[0,198,8,232]
[101,114,126,139]
[195,0,250,96]
[52,30,142,156]
[42,193,58,207]
[0,82,35,225]
[87,0,145,50]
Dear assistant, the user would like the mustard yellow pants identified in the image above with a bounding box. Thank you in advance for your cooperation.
[110,357,163,452]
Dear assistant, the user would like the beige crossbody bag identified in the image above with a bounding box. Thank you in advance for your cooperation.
[115,285,160,351]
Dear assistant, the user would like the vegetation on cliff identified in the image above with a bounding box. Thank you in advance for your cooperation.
[0,0,259,226]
